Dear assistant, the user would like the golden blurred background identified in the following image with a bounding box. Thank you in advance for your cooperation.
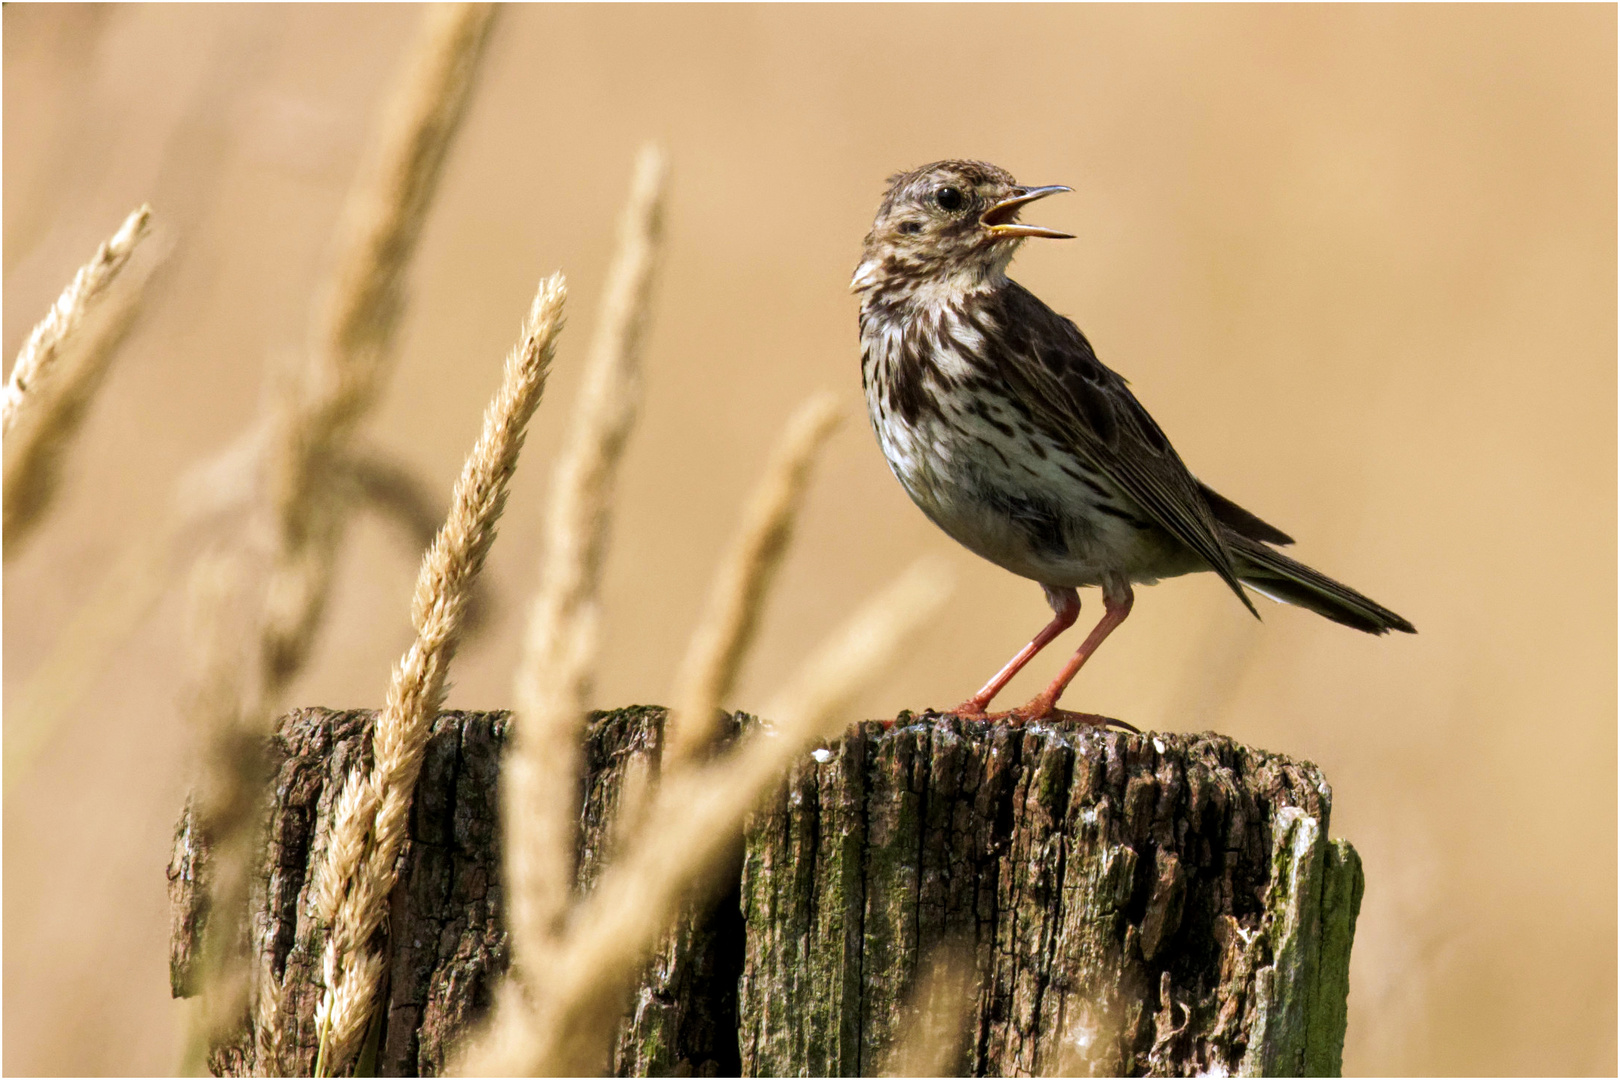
[4,4,1613,1075]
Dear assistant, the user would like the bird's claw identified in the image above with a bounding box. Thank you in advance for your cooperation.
[1045,707,1139,734]
[947,699,1139,733]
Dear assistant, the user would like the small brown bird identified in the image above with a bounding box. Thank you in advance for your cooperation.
[855,160,1414,725]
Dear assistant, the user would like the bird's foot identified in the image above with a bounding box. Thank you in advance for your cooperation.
[999,695,1140,733]
[939,699,1138,734]
[1049,708,1139,733]
[946,698,994,722]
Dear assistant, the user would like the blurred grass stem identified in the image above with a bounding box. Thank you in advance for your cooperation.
[460,559,953,1074]
[179,6,496,1072]
[884,945,978,1077]
[502,143,666,995]
[258,0,496,700]
[665,392,843,767]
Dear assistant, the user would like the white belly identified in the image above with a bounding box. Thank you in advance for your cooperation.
[862,328,1199,589]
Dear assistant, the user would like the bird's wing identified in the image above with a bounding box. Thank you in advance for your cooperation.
[1197,481,1295,546]
[986,283,1258,615]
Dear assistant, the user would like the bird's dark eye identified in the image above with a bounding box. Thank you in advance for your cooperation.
[934,186,965,212]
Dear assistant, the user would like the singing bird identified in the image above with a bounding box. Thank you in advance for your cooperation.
[854,160,1414,725]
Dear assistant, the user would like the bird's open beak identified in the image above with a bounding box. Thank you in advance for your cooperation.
[980,185,1074,239]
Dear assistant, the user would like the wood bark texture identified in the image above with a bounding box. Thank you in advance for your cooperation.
[169,705,1363,1077]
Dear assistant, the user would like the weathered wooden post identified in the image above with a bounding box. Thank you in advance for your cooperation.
[170,706,1363,1076]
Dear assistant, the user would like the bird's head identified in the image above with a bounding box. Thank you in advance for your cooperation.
[852,160,1071,294]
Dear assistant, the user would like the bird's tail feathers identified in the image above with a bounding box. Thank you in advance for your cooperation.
[1224,530,1416,635]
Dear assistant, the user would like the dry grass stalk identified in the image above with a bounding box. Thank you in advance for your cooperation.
[3,438,483,796]
[884,945,980,1077]
[259,0,497,700]
[299,2,495,437]
[502,143,667,994]
[180,0,496,690]
[253,945,290,1076]
[3,211,164,552]
[664,392,844,767]
[309,274,568,1077]
[2,203,150,434]
[459,558,954,1075]
[178,550,273,1076]
[179,10,496,1069]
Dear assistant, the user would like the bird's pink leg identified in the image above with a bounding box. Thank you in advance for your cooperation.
[1008,582,1135,726]
[953,586,1079,718]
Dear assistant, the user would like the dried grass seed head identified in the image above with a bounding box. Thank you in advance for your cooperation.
[307,271,566,1076]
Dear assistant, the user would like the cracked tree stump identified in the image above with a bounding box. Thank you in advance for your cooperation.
[169,706,1363,1077]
